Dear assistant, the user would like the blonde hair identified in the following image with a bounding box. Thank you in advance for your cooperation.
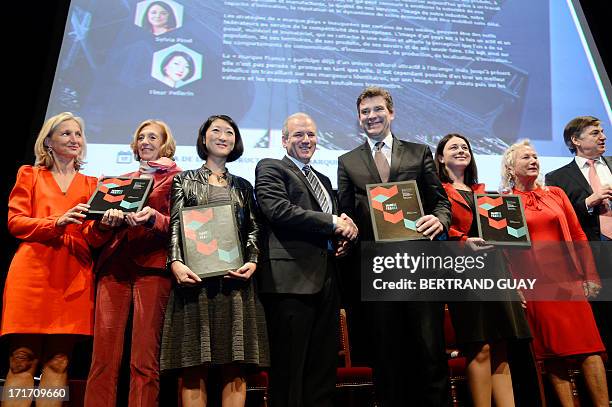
[130,119,176,161]
[500,139,545,191]
[34,112,87,170]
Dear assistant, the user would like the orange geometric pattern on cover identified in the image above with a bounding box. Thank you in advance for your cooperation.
[103,194,125,203]
[98,178,133,194]
[383,210,404,224]
[488,218,508,229]
[477,196,503,217]
[186,208,213,224]
[196,239,218,255]
[370,185,398,211]
[185,228,196,240]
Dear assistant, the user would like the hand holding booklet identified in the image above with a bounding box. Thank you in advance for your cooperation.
[86,177,153,219]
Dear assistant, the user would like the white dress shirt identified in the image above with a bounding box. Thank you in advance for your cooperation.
[575,155,612,188]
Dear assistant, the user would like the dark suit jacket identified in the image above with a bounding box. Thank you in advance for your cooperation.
[545,156,612,241]
[337,136,451,241]
[255,156,337,295]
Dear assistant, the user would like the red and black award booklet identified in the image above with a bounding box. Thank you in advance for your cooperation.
[86,177,153,219]
[367,180,426,242]
[475,193,531,246]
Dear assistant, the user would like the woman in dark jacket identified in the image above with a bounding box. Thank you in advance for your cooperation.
[160,115,269,407]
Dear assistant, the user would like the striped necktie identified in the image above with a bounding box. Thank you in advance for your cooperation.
[302,165,331,214]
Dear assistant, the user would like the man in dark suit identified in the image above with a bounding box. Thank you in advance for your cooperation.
[337,86,452,406]
[545,115,612,355]
[255,112,358,407]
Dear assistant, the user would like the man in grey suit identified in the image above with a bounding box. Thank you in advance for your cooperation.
[338,86,451,406]
[255,112,358,407]
[545,115,612,355]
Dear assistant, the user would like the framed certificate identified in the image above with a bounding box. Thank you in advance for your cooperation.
[366,180,427,242]
[475,193,531,246]
[180,203,244,278]
[86,177,153,219]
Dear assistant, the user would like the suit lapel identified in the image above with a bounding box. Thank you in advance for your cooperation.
[446,185,471,211]
[604,156,612,171]
[389,136,404,181]
[359,141,382,183]
[282,156,324,211]
[568,160,593,194]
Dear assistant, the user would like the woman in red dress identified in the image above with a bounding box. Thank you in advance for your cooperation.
[435,133,531,407]
[84,120,182,407]
[501,139,608,406]
[2,112,120,406]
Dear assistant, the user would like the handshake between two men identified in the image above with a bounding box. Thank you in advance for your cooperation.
[334,213,358,257]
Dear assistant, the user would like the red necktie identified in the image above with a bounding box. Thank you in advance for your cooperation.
[587,159,612,238]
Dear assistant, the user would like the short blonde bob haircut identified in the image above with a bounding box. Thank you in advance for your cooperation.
[130,119,177,161]
[34,112,87,170]
[500,139,545,191]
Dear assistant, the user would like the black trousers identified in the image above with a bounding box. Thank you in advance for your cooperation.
[368,301,448,407]
[590,300,612,356]
[261,263,339,407]
[592,238,612,356]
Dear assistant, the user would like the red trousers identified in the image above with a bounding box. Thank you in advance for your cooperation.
[84,256,171,407]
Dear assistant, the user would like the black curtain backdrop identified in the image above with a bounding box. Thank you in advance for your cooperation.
[4,0,72,279]
[1,0,611,383]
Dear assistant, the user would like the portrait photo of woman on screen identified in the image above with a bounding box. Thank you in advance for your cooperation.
[135,0,183,36]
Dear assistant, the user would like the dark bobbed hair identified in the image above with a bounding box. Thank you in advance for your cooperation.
[197,115,244,162]
[435,133,479,185]
[356,86,394,114]
[142,1,177,31]
[161,51,196,82]
[563,115,601,154]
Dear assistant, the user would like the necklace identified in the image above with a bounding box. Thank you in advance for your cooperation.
[205,166,228,183]
[212,172,227,183]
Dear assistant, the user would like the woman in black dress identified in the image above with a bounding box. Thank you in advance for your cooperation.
[435,133,531,407]
[160,115,269,407]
